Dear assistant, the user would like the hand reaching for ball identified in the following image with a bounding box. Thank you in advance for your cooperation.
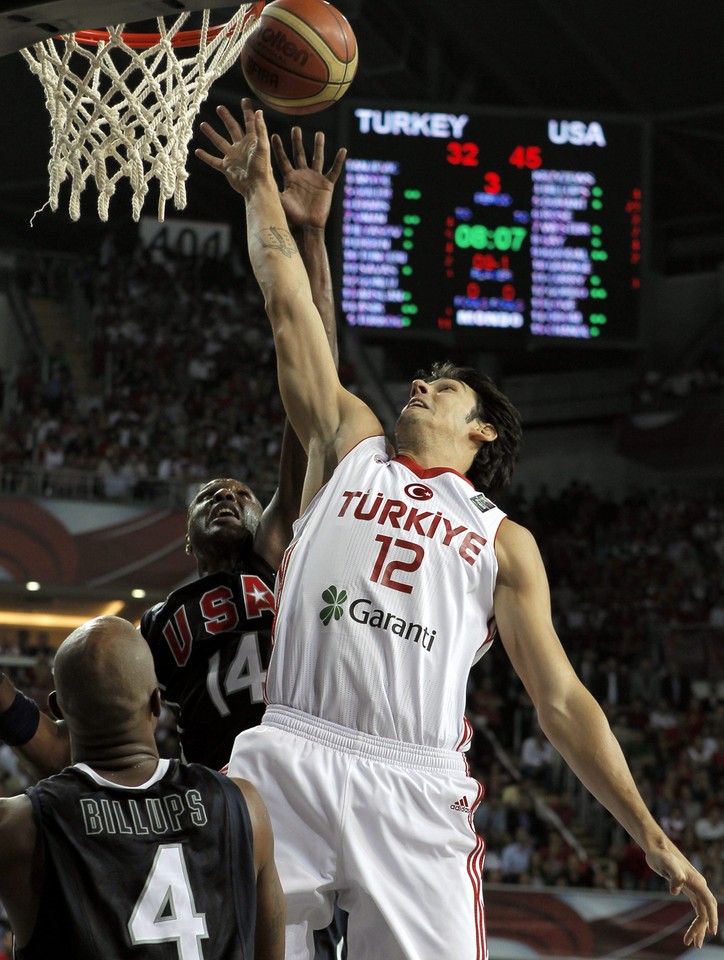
[196,99,274,198]
[271,126,347,231]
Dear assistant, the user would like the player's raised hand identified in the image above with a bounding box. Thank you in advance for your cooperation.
[196,98,274,197]
[271,126,347,231]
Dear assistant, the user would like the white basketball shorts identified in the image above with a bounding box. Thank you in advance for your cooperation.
[227,705,489,960]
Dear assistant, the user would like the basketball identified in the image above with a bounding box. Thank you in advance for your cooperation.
[240,0,358,115]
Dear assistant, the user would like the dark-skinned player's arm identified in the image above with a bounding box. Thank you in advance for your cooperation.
[0,792,39,949]
[231,777,286,960]
[0,668,70,779]
[196,101,381,517]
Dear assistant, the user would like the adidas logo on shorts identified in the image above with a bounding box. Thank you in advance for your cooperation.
[450,795,470,813]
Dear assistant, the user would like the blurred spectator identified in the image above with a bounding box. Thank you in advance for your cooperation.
[629,656,661,703]
[474,794,509,849]
[538,831,572,886]
[687,730,717,767]
[591,853,619,890]
[649,698,679,733]
[659,662,693,711]
[468,674,505,729]
[613,838,655,891]
[695,804,724,841]
[683,698,709,737]
[679,783,704,825]
[501,827,535,883]
[519,727,556,788]
[591,656,630,709]
[482,846,503,883]
[661,804,688,845]
[557,853,594,888]
[504,782,548,846]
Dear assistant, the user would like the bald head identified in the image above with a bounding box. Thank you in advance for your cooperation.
[53,616,158,736]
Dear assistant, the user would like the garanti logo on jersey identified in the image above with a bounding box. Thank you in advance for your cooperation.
[319,586,437,652]
[470,493,496,514]
[320,586,348,625]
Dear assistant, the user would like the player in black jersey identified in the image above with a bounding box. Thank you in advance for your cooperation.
[140,481,279,770]
[0,614,285,959]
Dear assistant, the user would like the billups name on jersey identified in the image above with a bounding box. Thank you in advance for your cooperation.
[79,789,208,837]
[338,489,487,565]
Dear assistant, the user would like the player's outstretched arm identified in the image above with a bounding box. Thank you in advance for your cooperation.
[231,777,285,960]
[493,519,718,948]
[257,125,346,565]
[271,123,346,367]
[0,670,70,778]
[196,101,381,508]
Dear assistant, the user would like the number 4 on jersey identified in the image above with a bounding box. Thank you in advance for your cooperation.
[128,844,208,959]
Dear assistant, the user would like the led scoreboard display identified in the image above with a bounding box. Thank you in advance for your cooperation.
[337,103,643,345]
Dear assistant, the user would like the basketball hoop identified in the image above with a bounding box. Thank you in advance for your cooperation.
[20,4,264,223]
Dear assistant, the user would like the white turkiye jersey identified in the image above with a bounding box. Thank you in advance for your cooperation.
[266,435,506,751]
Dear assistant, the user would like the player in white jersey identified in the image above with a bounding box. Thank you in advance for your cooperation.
[197,101,718,960]
[268,434,503,748]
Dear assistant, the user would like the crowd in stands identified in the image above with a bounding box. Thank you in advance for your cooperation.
[2,241,362,505]
[1,245,724,918]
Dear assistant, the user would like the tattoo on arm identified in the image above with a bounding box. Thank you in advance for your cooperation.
[256,226,298,258]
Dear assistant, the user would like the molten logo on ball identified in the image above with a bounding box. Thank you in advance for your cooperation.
[259,26,311,66]
[240,0,358,115]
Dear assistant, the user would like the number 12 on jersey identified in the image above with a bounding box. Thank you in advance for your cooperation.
[370,535,424,594]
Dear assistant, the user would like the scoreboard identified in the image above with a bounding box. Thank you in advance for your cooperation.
[336,103,643,347]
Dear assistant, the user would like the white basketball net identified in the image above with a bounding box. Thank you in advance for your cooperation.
[20,7,257,222]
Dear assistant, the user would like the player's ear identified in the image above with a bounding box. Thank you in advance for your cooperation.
[150,688,162,719]
[185,535,193,557]
[48,690,64,720]
[471,421,497,445]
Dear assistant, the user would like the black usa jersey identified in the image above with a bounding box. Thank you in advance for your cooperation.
[19,760,256,960]
[140,554,276,771]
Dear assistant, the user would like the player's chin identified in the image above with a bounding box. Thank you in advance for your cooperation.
[396,406,424,428]
[208,518,252,539]
[398,405,419,420]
